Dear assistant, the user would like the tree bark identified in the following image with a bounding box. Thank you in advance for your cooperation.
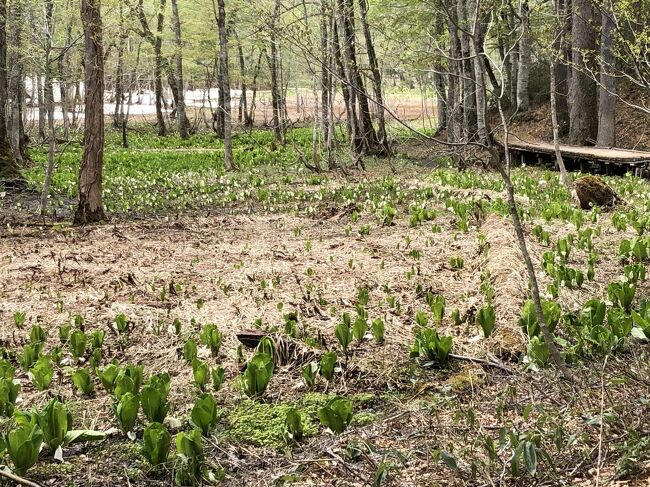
[596,3,616,147]
[136,0,167,136]
[75,0,107,225]
[216,0,234,170]
[516,1,531,111]
[41,0,56,214]
[0,0,21,182]
[358,0,389,154]
[552,0,570,135]
[568,0,598,145]
[171,0,189,138]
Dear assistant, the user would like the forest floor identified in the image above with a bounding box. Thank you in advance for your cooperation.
[0,129,650,486]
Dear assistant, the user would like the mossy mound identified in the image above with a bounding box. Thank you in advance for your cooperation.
[226,393,331,449]
[575,175,621,210]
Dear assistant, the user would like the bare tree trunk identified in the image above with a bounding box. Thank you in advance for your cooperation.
[332,15,357,151]
[0,0,21,182]
[8,0,28,163]
[596,2,616,147]
[171,0,189,139]
[235,33,248,125]
[507,11,519,108]
[268,0,285,145]
[136,0,167,136]
[36,73,46,142]
[456,0,477,139]
[216,0,234,170]
[446,0,462,143]
[516,0,531,111]
[551,57,578,203]
[568,0,598,145]
[552,0,570,135]
[40,0,56,214]
[358,0,389,154]
[74,0,107,225]
[320,0,335,168]
[469,0,488,142]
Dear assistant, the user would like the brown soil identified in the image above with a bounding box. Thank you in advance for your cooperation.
[0,166,649,486]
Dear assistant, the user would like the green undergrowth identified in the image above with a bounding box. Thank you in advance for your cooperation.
[226,392,379,450]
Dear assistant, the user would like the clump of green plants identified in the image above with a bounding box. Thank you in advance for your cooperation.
[318,396,353,434]
[199,323,223,357]
[141,373,171,423]
[241,353,274,397]
[411,326,453,367]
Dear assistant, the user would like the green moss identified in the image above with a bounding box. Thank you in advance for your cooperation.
[351,412,377,426]
[32,460,76,477]
[226,399,321,449]
[444,368,485,392]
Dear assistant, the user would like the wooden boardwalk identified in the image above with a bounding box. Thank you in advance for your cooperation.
[498,137,650,178]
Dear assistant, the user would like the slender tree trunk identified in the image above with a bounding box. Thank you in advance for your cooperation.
[516,1,531,111]
[551,57,578,203]
[568,0,598,145]
[0,0,21,182]
[508,11,519,108]
[332,15,357,150]
[552,0,570,135]
[433,15,447,131]
[469,0,488,142]
[358,0,389,154]
[446,0,462,143]
[456,0,477,139]
[268,0,285,145]
[154,0,167,135]
[8,0,27,163]
[36,73,46,142]
[320,0,334,168]
[41,0,56,214]
[216,0,234,170]
[171,0,189,138]
[236,35,248,125]
[75,0,107,225]
[596,3,616,147]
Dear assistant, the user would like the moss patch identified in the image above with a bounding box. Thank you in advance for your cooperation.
[226,392,381,449]
[443,366,486,392]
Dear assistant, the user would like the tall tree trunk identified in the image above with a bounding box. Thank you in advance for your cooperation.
[36,73,46,142]
[341,0,377,154]
[320,0,334,168]
[113,1,125,129]
[508,11,519,108]
[332,15,357,151]
[41,0,56,214]
[75,0,107,225]
[470,0,488,141]
[568,0,598,145]
[136,0,167,136]
[552,0,570,135]
[268,0,285,145]
[446,0,462,143]
[433,15,447,132]
[596,3,616,147]
[358,0,389,154]
[516,0,531,111]
[171,0,189,138]
[0,0,21,182]
[456,0,477,139]
[154,0,167,136]
[235,34,248,125]
[216,0,234,170]
[8,0,28,163]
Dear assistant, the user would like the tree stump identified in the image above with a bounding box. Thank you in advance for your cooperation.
[574,175,622,210]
